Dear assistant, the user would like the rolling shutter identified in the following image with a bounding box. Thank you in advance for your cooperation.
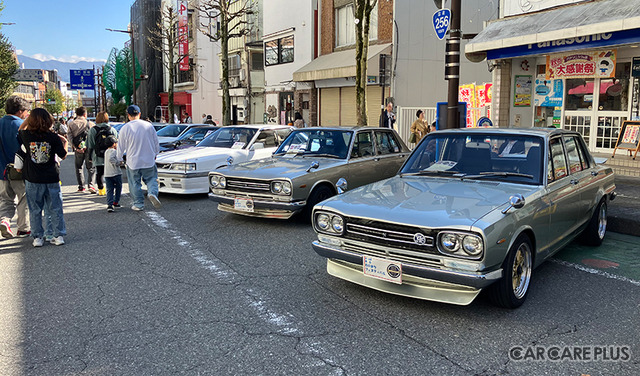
[320,88,339,126]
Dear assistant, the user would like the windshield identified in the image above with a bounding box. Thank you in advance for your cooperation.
[401,133,544,185]
[157,124,188,137]
[197,127,258,149]
[274,129,353,159]
[176,127,218,143]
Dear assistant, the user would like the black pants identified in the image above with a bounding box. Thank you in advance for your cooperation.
[95,165,105,190]
[74,152,94,189]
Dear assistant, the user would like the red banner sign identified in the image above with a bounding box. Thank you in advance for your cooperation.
[178,0,189,71]
[546,49,616,79]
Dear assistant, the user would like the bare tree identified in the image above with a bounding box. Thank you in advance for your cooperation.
[147,4,188,123]
[197,0,254,126]
[354,0,378,126]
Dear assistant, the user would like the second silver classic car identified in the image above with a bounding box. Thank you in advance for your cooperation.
[311,128,616,308]
[208,127,410,219]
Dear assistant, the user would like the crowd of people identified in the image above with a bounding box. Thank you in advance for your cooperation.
[0,96,162,247]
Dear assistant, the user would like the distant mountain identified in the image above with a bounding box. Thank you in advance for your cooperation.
[16,55,106,82]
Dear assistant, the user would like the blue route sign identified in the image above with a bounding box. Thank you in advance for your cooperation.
[70,69,94,90]
[433,8,451,40]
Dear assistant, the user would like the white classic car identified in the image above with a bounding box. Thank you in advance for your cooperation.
[156,125,292,194]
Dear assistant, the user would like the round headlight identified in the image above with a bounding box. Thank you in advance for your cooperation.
[462,235,483,255]
[272,181,283,194]
[210,175,219,188]
[282,181,292,195]
[441,233,460,252]
[219,176,226,189]
[317,214,330,231]
[331,216,344,233]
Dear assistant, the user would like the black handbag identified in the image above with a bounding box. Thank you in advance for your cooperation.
[0,135,24,181]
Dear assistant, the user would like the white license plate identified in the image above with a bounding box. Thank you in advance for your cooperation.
[363,256,402,284]
[234,197,254,212]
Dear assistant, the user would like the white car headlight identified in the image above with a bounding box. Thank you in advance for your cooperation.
[315,212,344,235]
[219,176,226,188]
[210,175,226,189]
[317,213,330,231]
[331,216,344,233]
[440,233,460,252]
[438,232,484,259]
[282,181,292,195]
[170,162,196,171]
[272,181,283,194]
[462,235,483,256]
[271,180,292,195]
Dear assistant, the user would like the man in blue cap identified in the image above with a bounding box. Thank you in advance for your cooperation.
[116,105,161,210]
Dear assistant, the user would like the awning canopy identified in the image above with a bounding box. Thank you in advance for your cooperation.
[293,43,392,82]
[465,0,640,61]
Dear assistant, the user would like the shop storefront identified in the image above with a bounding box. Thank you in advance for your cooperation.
[159,91,192,123]
[465,0,640,153]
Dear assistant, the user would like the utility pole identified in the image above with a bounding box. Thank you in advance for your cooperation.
[445,0,461,129]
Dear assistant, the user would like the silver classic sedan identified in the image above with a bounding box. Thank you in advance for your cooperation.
[311,128,616,308]
[208,127,410,219]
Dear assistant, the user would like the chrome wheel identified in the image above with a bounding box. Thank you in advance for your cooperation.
[597,203,607,240]
[511,242,532,300]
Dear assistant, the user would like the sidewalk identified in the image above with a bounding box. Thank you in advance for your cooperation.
[608,175,640,237]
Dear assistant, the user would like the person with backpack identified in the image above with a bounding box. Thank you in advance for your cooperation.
[67,107,96,193]
[86,112,118,196]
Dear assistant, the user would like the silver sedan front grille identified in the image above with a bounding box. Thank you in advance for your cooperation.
[226,178,271,193]
[343,218,440,256]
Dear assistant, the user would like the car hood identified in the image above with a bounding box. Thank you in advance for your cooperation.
[155,146,235,164]
[317,176,539,229]
[218,156,345,180]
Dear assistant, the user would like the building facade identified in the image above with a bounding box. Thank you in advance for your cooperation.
[466,0,640,153]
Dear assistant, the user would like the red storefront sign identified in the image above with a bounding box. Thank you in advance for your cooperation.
[178,0,189,71]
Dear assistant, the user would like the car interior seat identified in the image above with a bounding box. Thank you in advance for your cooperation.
[457,143,492,174]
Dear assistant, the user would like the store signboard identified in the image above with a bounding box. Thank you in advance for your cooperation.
[514,75,532,107]
[546,49,617,79]
[534,75,563,107]
[177,0,189,71]
[503,0,588,17]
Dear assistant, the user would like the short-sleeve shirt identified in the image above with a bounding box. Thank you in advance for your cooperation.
[18,130,67,184]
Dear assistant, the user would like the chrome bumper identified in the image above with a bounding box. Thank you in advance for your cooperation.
[312,240,502,294]
[208,193,306,219]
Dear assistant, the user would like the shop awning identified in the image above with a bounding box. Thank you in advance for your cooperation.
[465,0,640,61]
[293,43,392,82]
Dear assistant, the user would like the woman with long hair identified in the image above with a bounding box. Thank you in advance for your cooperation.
[86,111,118,196]
[16,108,68,247]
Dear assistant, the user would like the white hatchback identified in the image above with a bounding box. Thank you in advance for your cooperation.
[155,125,292,194]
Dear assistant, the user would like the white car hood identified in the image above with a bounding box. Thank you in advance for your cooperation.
[157,136,179,144]
[155,146,239,166]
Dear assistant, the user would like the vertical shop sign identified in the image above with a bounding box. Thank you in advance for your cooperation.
[546,49,616,79]
[514,75,532,107]
[459,84,477,127]
[178,0,189,71]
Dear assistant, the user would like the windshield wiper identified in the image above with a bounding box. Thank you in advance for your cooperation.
[462,171,534,180]
[400,170,461,177]
[301,152,341,159]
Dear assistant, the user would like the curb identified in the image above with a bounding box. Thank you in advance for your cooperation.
[608,216,640,238]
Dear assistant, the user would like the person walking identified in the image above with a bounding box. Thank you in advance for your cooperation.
[86,112,118,196]
[67,107,96,193]
[16,108,68,247]
[379,102,396,129]
[293,112,305,128]
[0,96,31,238]
[117,105,161,211]
[410,110,428,146]
[103,136,122,212]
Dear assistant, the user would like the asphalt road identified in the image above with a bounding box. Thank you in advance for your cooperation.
[0,156,638,376]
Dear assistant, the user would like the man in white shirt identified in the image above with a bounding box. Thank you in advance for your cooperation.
[117,105,161,211]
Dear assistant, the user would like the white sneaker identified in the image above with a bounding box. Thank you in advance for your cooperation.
[148,194,162,209]
[33,237,44,247]
[131,205,143,211]
[49,236,65,246]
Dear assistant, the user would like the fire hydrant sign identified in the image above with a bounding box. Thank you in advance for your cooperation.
[177,0,189,71]
[433,9,450,40]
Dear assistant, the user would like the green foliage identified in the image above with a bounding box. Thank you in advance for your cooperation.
[109,102,127,121]
[103,48,124,104]
[114,47,142,106]
[0,32,18,112]
[43,88,66,115]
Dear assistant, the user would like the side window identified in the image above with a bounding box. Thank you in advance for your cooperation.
[275,129,291,145]
[351,131,374,158]
[374,131,401,155]
[574,136,590,170]
[255,130,277,148]
[563,136,583,174]
[549,138,568,181]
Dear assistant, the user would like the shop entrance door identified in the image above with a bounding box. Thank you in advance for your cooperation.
[563,63,630,152]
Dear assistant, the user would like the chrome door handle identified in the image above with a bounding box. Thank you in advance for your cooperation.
[591,171,599,176]
[570,179,580,185]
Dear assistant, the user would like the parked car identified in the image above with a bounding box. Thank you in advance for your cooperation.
[209,127,410,219]
[152,122,167,132]
[159,124,220,152]
[155,125,292,194]
[156,123,191,144]
[311,128,616,308]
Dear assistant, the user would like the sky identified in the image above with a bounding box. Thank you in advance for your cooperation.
[1,0,135,63]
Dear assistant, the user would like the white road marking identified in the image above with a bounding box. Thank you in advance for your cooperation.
[550,258,640,287]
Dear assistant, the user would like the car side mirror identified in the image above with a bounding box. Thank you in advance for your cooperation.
[250,142,265,151]
[336,178,348,194]
[306,161,320,172]
[501,194,525,214]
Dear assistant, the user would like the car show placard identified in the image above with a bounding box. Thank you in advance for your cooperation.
[612,120,640,160]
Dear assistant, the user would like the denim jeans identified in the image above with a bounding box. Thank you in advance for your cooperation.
[25,181,66,238]
[105,175,122,206]
[126,166,159,209]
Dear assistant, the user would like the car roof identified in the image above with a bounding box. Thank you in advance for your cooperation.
[434,127,580,138]
[289,126,396,132]
[222,124,292,130]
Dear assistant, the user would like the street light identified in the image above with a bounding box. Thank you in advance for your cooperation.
[106,27,138,104]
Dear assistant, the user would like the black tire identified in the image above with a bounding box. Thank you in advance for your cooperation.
[303,185,334,222]
[578,199,607,246]
[488,234,533,309]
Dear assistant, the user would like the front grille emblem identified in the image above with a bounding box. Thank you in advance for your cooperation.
[413,233,427,245]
